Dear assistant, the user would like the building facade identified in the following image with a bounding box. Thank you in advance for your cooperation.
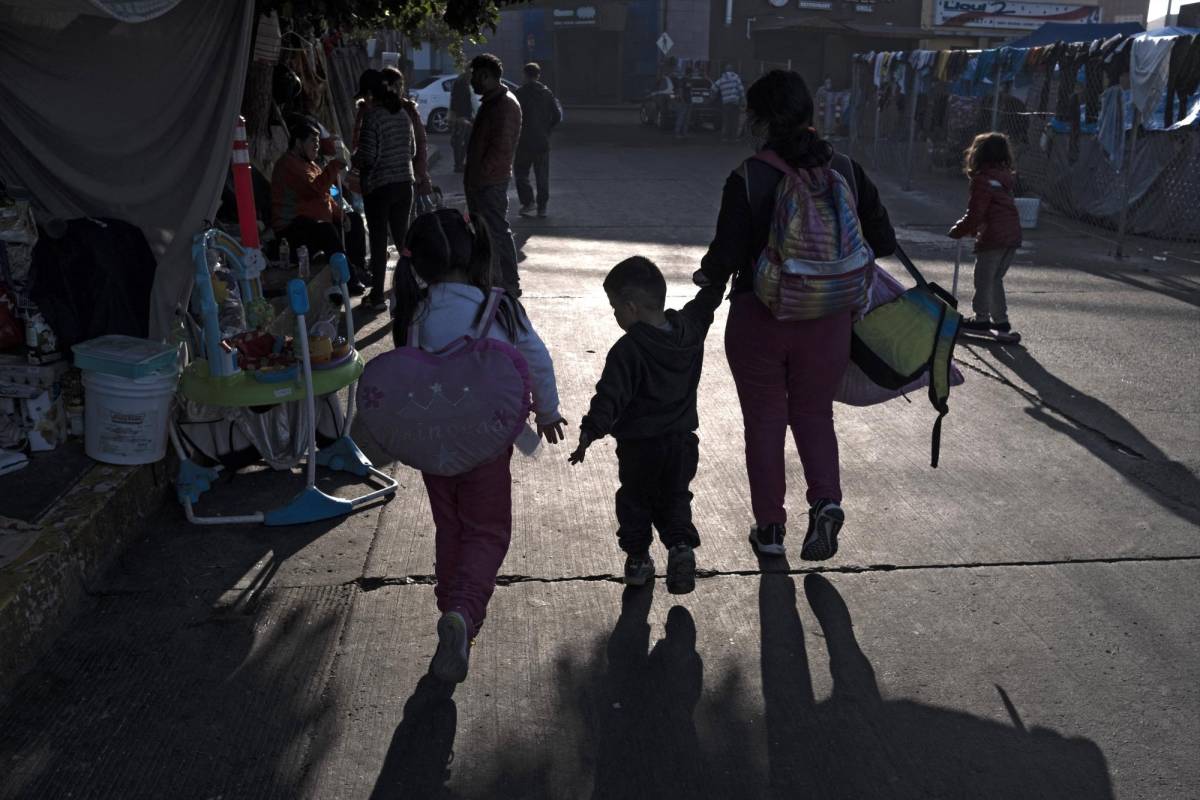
[463,0,670,104]
[708,0,925,88]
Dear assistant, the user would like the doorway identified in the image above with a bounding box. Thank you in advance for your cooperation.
[555,29,622,104]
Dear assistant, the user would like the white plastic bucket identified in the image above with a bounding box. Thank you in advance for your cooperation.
[82,370,177,465]
[1015,197,1040,229]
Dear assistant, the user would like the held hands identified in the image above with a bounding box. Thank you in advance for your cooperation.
[538,417,568,445]
[568,431,594,465]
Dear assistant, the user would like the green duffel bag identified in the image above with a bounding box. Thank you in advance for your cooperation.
[851,246,962,468]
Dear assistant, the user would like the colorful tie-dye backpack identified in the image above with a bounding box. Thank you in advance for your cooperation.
[748,150,873,321]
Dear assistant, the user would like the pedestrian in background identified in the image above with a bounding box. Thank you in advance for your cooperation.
[714,63,745,142]
[450,70,474,173]
[353,68,416,311]
[464,53,524,295]
[674,65,695,139]
[514,62,562,219]
[948,132,1022,335]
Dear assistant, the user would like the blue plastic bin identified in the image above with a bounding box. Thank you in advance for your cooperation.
[72,335,178,379]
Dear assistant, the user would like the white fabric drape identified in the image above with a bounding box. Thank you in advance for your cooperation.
[0,0,254,338]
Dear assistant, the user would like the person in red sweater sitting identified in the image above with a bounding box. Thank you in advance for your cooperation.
[270,119,348,268]
[948,132,1023,334]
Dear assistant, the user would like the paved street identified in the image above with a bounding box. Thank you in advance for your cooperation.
[1,122,1197,799]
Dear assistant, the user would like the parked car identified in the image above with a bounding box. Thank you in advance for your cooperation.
[409,73,521,134]
[639,75,721,132]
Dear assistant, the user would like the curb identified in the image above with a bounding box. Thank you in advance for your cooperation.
[0,457,173,700]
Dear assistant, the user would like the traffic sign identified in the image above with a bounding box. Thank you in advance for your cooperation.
[656,32,674,55]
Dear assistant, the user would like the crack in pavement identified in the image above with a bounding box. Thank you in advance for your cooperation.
[346,553,1200,592]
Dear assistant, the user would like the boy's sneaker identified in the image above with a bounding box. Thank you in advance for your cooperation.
[749,523,786,556]
[430,611,471,684]
[624,552,655,586]
[537,208,548,218]
[992,320,1011,333]
[961,316,993,331]
[666,543,696,595]
[518,203,537,218]
[801,500,844,561]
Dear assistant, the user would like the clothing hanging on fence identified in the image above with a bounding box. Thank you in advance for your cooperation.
[1131,35,1176,118]
[1165,34,1200,127]
[1097,84,1127,171]
[874,52,886,87]
[1104,36,1134,85]
[935,50,951,81]
[1085,54,1105,123]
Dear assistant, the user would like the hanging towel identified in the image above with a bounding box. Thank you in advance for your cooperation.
[1131,35,1176,118]
[1097,84,1126,171]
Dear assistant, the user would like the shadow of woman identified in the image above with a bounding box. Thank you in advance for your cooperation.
[368,674,458,799]
[981,344,1200,526]
[759,562,1116,799]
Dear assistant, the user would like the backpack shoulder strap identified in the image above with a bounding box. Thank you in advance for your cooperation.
[471,287,507,339]
[831,152,858,206]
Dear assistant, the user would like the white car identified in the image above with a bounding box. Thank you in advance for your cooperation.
[409,73,520,134]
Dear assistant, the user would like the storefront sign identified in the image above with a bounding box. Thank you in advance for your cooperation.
[855,3,875,11]
[552,5,599,26]
[934,0,1101,29]
[798,0,833,9]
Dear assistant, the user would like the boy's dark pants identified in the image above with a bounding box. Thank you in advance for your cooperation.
[615,432,701,555]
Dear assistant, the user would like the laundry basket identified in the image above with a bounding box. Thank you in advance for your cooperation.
[1015,197,1040,229]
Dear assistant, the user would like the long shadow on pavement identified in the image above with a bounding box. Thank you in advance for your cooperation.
[369,674,458,799]
[0,511,351,799]
[759,560,1115,798]
[978,343,1200,526]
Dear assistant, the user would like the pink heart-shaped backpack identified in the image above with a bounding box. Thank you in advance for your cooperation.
[357,288,532,476]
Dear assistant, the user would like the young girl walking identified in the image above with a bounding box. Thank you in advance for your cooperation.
[393,209,566,683]
[948,132,1023,334]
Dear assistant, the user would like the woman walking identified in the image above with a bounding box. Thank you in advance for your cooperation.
[353,68,417,311]
[697,70,897,561]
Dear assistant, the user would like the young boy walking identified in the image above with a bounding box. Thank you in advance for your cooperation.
[569,257,723,595]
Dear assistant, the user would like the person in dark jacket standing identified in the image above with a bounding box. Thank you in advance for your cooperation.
[697,70,896,563]
[570,256,724,596]
[948,132,1022,334]
[353,69,416,311]
[514,63,562,219]
[450,70,474,173]
[465,53,523,295]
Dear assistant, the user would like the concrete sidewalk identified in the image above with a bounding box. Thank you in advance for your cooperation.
[0,126,1196,799]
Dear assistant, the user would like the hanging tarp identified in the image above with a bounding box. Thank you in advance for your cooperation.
[0,0,254,339]
[1005,21,1144,48]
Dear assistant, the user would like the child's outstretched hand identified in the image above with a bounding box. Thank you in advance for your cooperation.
[569,431,594,465]
[538,417,568,445]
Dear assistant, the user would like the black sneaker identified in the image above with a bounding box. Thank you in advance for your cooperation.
[537,208,548,219]
[624,552,655,586]
[749,523,786,556]
[346,280,366,297]
[992,321,1011,333]
[666,543,696,595]
[518,203,537,218]
[961,316,993,331]
[430,611,471,684]
[363,292,388,312]
[801,500,844,561]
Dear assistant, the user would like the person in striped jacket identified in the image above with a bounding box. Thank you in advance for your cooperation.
[714,64,746,142]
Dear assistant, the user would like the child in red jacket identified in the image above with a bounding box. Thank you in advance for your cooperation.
[948,132,1023,333]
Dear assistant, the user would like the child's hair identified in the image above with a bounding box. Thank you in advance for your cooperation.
[603,256,667,311]
[392,209,527,347]
[963,132,1013,177]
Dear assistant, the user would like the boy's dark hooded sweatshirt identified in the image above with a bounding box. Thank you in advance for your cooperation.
[581,285,723,442]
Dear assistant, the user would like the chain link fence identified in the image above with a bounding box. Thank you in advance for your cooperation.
[843,56,1200,251]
